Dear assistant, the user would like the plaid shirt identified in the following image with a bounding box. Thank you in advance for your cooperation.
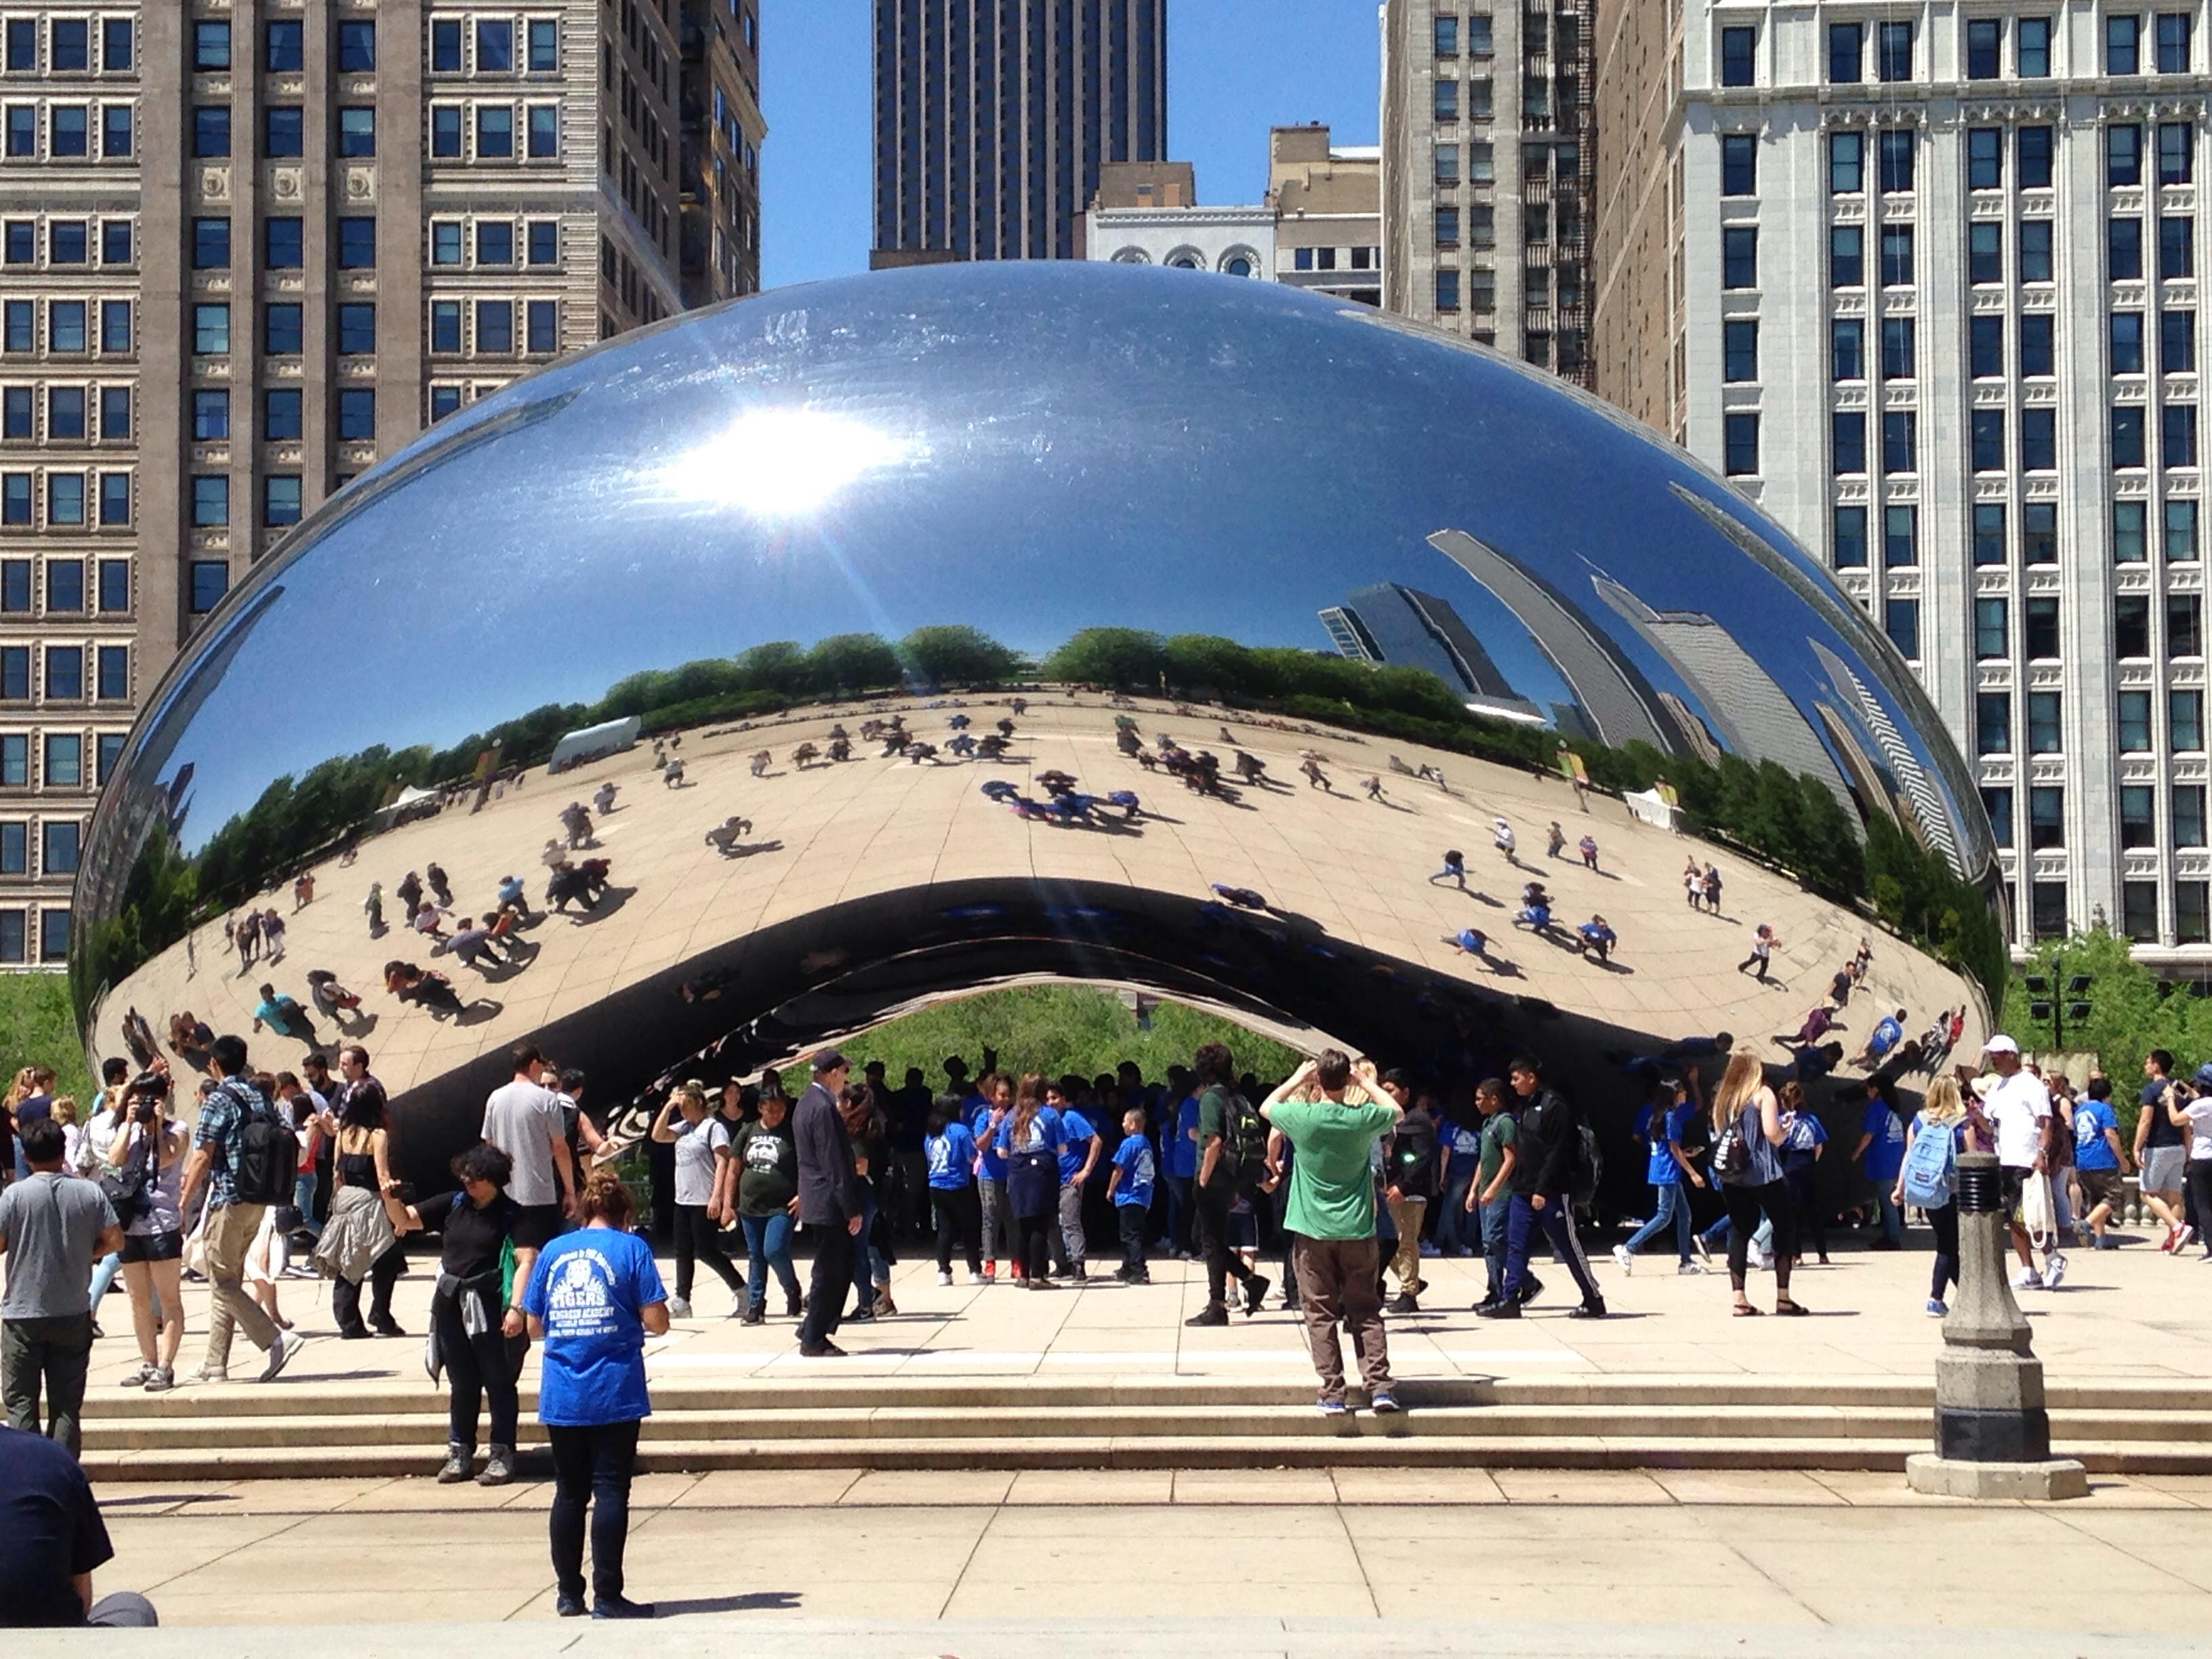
[192,1076,260,1210]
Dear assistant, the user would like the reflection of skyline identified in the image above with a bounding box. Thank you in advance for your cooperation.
[1318,584,1546,723]
[1809,639,1961,867]
[1428,529,1683,756]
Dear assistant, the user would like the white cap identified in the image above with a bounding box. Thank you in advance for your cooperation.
[1984,1034,2020,1055]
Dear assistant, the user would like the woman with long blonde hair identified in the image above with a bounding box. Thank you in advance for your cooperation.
[1710,1050,1805,1315]
[1892,1074,1970,1316]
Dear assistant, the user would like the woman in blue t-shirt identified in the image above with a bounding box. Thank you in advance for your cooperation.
[924,1093,982,1285]
[1614,1077,1704,1271]
[972,1075,1012,1279]
[998,1073,1066,1288]
[522,1166,668,1620]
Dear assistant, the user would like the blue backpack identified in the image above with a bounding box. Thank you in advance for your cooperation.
[1900,1115,1957,1209]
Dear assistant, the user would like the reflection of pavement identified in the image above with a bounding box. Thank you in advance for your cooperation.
[96,697,1980,1107]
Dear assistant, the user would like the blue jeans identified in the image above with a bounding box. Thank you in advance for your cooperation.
[1479,1195,1511,1303]
[292,1172,323,1237]
[851,1188,887,1307]
[739,1212,800,1313]
[1622,1182,1692,1263]
[87,1250,123,1309]
[1434,1172,1475,1255]
[1872,1188,1902,1245]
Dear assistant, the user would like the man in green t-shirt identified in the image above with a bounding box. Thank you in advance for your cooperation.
[1261,1050,1404,1414]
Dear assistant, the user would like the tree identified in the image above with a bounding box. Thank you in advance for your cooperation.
[1039,628,1168,690]
[898,625,1023,689]
[802,632,902,695]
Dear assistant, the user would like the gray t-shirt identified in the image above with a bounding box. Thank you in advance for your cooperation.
[0,1172,117,1319]
[672,1115,729,1206]
[481,1079,566,1206]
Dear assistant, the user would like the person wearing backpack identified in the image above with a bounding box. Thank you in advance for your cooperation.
[1706,1049,1807,1317]
[1477,1055,1607,1320]
[177,1034,305,1385]
[1185,1042,1269,1328]
[1378,1072,1437,1312]
[1893,1076,1971,1315]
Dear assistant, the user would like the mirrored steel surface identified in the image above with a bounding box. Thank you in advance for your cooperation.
[75,264,2000,1183]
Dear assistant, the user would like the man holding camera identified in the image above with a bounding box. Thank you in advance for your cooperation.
[178,1035,305,1385]
[0,1117,123,1455]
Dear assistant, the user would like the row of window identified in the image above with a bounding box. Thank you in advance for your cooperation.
[0,820,82,881]
[1,299,129,356]
[1830,497,2200,571]
[432,218,562,268]
[189,18,371,75]
[0,643,128,701]
[2114,878,2212,945]
[183,301,373,357]
[1,100,132,159]
[190,388,376,445]
[1431,13,1496,58]
[0,557,129,613]
[0,729,118,789]
[0,470,129,527]
[1716,14,2190,88]
[190,104,377,159]
[186,100,560,162]
[186,475,304,530]
[1729,308,2198,388]
[1,16,131,75]
[1977,685,2207,764]
[1719,217,2121,291]
[3,218,130,268]
[191,215,376,271]
[2,385,129,444]
[430,17,562,75]
[184,297,556,359]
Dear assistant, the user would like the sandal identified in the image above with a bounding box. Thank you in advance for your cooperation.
[1732,1302,1763,1317]
[1774,1300,1809,1316]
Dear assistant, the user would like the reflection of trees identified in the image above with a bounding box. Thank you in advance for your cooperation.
[94,621,2004,1006]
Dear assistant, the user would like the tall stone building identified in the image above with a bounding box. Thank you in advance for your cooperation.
[1382,0,1595,383]
[1591,0,2211,962]
[872,0,1167,264]
[0,1,764,965]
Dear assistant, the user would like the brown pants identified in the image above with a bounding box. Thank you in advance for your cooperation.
[1293,1235,1391,1404]
[201,1202,277,1372]
[1386,1197,1427,1294]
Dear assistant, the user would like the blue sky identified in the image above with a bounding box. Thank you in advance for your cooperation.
[758,1,1384,289]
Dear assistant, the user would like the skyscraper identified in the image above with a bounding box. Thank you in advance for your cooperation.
[0,3,764,966]
[872,0,1166,264]
[1320,581,1540,722]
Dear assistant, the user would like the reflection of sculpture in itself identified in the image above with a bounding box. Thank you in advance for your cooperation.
[1319,584,1545,725]
[1427,529,1685,756]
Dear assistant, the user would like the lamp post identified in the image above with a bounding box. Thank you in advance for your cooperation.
[2022,955,2091,1052]
[1905,1151,2087,1499]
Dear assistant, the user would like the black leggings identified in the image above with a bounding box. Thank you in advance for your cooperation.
[673,1203,743,1302]
[332,1240,406,1334]
[548,1418,639,1603]
[434,1292,520,1452]
[1010,1207,1052,1279]
[1723,1179,1796,1294]
[1783,1164,1826,1259]
[1925,1200,1959,1300]
[933,1185,981,1275]
[1194,1179,1258,1306]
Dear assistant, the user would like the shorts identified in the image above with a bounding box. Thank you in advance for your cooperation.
[2143,1145,2188,1196]
[121,1229,183,1263]
[1999,1166,2028,1214]
[514,1202,565,1249]
[2075,1168,2123,1211]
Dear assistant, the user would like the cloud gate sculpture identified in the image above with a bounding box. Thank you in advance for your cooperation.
[74,264,2003,1191]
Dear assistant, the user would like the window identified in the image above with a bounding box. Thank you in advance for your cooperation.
[188,559,228,613]
[526,298,558,352]
[43,645,80,699]
[432,19,464,72]
[1828,21,1862,81]
[1467,13,1491,53]
[192,303,229,354]
[338,20,376,72]
[2124,785,2158,846]
[2124,880,2160,942]
[36,819,75,878]
[0,644,22,694]
[2166,309,2197,372]
[337,388,375,441]
[100,301,126,353]
[431,302,462,352]
[2176,689,2206,750]
[2162,122,2194,184]
[1831,224,1864,286]
[2112,216,2144,281]
[2018,126,2053,189]
[2025,596,2062,658]
[2114,310,2147,373]
[478,18,515,71]
[48,16,85,70]
[1882,409,1917,472]
[1435,268,1460,312]
[2179,785,2209,847]
[477,300,515,353]
[0,824,20,875]
[2172,498,2201,560]
[2116,499,2149,562]
[1967,18,2004,78]
[2123,692,2158,753]
[1433,143,1458,186]
[1972,409,2006,471]
[1832,411,1866,474]
[1965,222,2001,285]
[2160,9,2193,70]
[2173,592,2206,655]
[2119,593,2154,655]
[193,20,230,70]
[1883,504,1917,568]
[1971,315,2005,379]
[264,104,303,157]
[49,103,87,156]
[339,107,375,157]
[335,216,375,270]
[2110,123,2143,186]
[46,302,82,352]
[1881,315,1915,378]
[528,220,559,265]
[2116,405,2151,468]
[2021,218,2054,281]
[100,16,129,70]
[265,19,304,72]
[1435,79,1459,122]
[1828,131,1862,194]
[100,220,129,265]
[41,387,81,441]
[1722,134,1757,196]
[2022,314,2055,377]
[526,103,558,158]
[96,474,125,525]
[191,216,230,269]
[1885,598,1920,659]
[1832,317,1864,380]
[264,216,303,269]
[2184,882,2212,943]
[1435,14,1458,55]
[1881,223,1914,286]
[1720,26,1755,85]
[100,104,129,155]
[2024,500,2057,562]
[1722,226,1757,288]
[1975,596,2010,658]
[2162,216,2194,279]
[1723,320,1758,381]
[96,733,122,785]
[44,221,83,266]
[1969,127,2004,190]
[2110,13,2142,73]
[0,387,25,436]
[2029,694,2064,755]
[264,475,302,527]
[95,644,124,701]
[192,104,229,157]
[1877,20,1912,79]
[264,303,303,354]
[37,910,66,962]
[430,385,464,420]
[2167,401,2200,466]
[476,221,514,264]
[478,106,513,158]
[1982,786,2015,843]
[45,560,79,611]
[1723,413,1759,476]
[1879,129,1915,192]
[190,476,227,527]
[432,106,464,158]
[337,303,375,354]
[432,221,463,266]
[1971,503,2007,567]
[263,387,301,441]
[2019,16,2053,75]
[1833,505,1868,568]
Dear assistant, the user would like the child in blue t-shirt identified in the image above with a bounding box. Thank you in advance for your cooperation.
[1777,1080,1830,1265]
[925,1094,983,1285]
[1614,1079,1704,1271]
[2072,1076,2129,1247]
[1107,1105,1157,1283]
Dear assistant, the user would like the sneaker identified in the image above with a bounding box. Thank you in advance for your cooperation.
[2042,1252,2068,1290]
[259,1330,304,1382]
[1612,1244,1633,1275]
[983,1261,998,1282]
[556,1596,588,1619]
[1317,1398,1348,1416]
[937,1270,954,1287]
[2010,1266,2043,1291]
[370,1317,407,1338]
[1370,1389,1401,1414]
[2177,1225,2197,1252]
[798,1340,847,1357]
[119,1362,155,1389]
[1515,1273,1545,1307]
[1568,1298,1608,1319]
[2096,1235,2120,1250]
[1243,1275,1271,1317]
[739,1306,764,1325]
[1694,1235,1714,1264]
[592,1595,655,1620]
[1388,1292,1420,1314]
[2160,1225,2180,1254]
[668,1296,693,1319]
[478,1446,516,1486]
[142,1366,174,1394]
[966,1272,987,1286]
[1475,1299,1522,1319]
[1677,1261,1704,1275]
[188,1362,228,1386]
[1185,1303,1229,1328]
[436,1447,474,1484]
[1925,1298,1948,1317]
